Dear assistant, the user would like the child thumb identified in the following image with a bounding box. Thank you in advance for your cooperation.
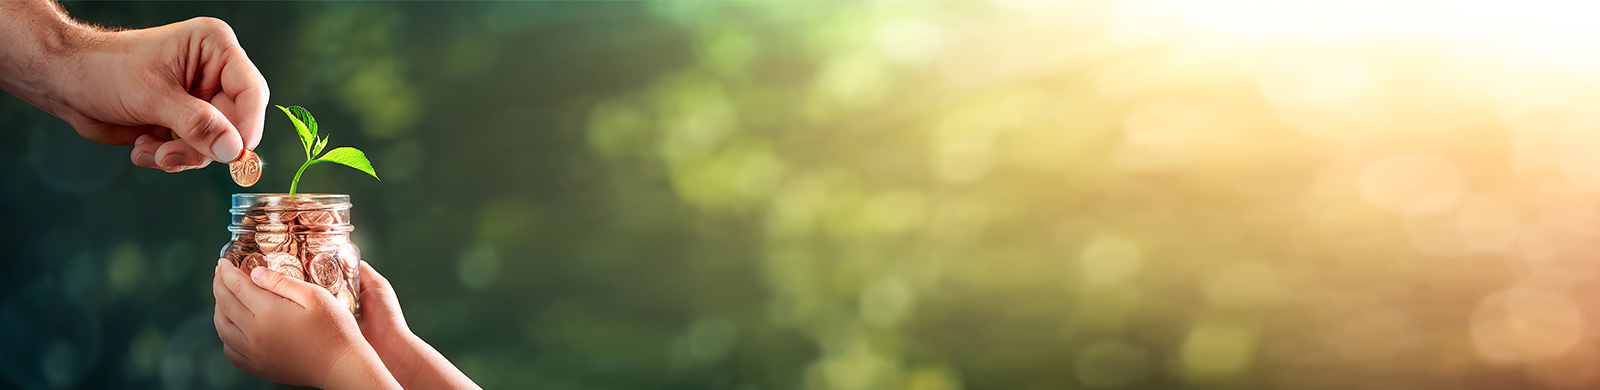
[250,266,318,304]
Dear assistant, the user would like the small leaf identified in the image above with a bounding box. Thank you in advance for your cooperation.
[276,105,314,158]
[314,147,379,180]
[313,135,329,157]
[288,105,318,139]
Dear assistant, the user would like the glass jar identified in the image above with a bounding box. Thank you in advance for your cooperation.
[220,194,362,314]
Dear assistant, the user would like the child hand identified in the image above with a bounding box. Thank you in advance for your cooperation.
[355,261,483,390]
[355,260,416,366]
[212,259,401,389]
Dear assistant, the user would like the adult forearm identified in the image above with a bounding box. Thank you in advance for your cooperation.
[0,0,99,114]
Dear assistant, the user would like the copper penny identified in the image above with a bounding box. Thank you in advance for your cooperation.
[334,286,357,313]
[309,253,342,288]
[223,252,243,267]
[254,231,288,253]
[240,253,266,272]
[276,239,299,255]
[298,210,335,226]
[264,252,305,280]
[303,233,340,253]
[228,238,258,255]
[228,149,262,187]
[337,243,360,264]
[263,252,297,267]
[339,244,360,279]
[254,223,288,233]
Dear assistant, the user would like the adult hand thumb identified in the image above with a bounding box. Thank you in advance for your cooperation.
[152,92,244,163]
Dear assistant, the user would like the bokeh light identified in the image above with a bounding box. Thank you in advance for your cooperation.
[1471,288,1584,364]
[8,1,1600,389]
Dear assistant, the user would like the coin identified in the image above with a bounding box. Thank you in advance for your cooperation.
[223,251,244,267]
[254,231,288,253]
[298,210,335,226]
[337,244,361,278]
[263,252,296,267]
[264,252,305,280]
[276,239,299,255]
[254,223,288,233]
[228,149,262,187]
[303,233,340,253]
[309,254,341,288]
[337,242,360,262]
[240,253,266,272]
[234,241,260,254]
[334,286,357,313]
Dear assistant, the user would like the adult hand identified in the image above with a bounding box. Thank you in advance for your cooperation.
[212,259,400,390]
[0,2,267,172]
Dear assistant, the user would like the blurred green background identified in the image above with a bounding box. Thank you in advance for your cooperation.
[8,1,1600,389]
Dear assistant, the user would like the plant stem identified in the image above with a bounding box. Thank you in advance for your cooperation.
[289,159,321,197]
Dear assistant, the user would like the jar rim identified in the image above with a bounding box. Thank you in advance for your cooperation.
[232,193,348,202]
[232,193,349,199]
[231,193,352,211]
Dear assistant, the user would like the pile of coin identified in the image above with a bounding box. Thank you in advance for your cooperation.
[223,200,361,314]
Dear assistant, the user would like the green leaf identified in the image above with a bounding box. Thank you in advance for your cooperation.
[313,135,329,157]
[313,147,379,180]
[288,105,318,138]
[276,105,314,158]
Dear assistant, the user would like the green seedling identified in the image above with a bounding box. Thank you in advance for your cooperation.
[277,105,379,196]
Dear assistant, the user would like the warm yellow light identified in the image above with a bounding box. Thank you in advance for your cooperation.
[1173,0,1600,66]
[1179,1,1596,38]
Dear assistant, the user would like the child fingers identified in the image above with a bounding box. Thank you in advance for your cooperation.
[214,304,249,348]
[248,266,322,307]
[219,259,295,311]
[357,261,396,298]
[213,282,252,322]
[214,262,255,321]
[358,261,392,289]
[222,343,259,374]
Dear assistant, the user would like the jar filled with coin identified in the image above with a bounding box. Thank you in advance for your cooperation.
[220,193,362,314]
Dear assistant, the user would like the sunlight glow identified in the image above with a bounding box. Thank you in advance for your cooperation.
[1175,0,1600,78]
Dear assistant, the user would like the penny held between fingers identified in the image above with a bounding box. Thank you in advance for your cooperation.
[230,149,262,187]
